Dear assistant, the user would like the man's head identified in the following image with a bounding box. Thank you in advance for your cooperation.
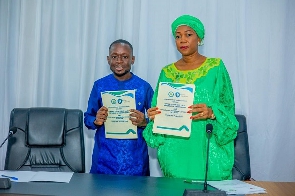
[107,39,135,81]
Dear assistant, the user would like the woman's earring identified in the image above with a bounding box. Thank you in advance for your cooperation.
[198,42,201,46]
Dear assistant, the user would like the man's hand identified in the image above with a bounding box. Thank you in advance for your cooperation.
[94,106,108,126]
[130,109,147,127]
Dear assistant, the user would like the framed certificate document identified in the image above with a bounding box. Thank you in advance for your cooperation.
[101,90,137,139]
[153,82,195,137]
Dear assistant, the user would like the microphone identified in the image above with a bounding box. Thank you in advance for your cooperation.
[183,124,226,196]
[0,127,18,148]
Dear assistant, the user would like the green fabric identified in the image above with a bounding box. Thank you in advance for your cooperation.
[143,58,239,181]
[171,15,205,41]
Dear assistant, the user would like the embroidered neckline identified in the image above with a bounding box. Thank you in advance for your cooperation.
[172,58,208,72]
[163,58,220,83]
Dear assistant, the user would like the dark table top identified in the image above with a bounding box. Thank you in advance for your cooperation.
[0,173,216,196]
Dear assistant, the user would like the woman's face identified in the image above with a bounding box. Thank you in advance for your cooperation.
[175,25,200,56]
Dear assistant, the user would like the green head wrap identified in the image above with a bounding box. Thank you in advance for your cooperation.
[171,15,205,42]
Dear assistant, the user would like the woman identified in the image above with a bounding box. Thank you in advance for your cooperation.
[143,15,239,180]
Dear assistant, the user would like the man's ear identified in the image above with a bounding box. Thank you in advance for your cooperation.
[131,56,135,64]
[107,56,110,64]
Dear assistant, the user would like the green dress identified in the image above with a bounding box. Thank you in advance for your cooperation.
[143,58,239,180]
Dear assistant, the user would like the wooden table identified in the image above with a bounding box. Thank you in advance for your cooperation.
[247,181,295,196]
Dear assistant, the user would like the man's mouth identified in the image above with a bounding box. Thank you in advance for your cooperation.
[115,65,123,71]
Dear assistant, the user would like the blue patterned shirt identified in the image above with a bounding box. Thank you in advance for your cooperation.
[84,73,153,175]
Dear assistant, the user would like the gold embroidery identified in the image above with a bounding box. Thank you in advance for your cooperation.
[163,58,220,83]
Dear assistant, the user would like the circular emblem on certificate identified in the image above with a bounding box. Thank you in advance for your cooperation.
[168,91,174,97]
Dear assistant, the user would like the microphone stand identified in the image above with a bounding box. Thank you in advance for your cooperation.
[0,127,18,148]
[183,124,226,196]
[203,127,211,193]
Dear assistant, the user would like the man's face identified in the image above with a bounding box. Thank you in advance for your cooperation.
[107,43,135,81]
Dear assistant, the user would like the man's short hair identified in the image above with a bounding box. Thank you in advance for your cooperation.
[109,39,133,55]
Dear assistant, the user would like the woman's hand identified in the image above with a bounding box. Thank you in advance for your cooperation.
[94,106,108,126]
[188,104,214,120]
[130,109,147,127]
[147,107,161,121]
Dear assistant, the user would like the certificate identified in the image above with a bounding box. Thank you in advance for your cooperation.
[153,82,195,137]
[101,90,137,139]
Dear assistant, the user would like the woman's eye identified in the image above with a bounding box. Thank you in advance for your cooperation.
[175,35,180,39]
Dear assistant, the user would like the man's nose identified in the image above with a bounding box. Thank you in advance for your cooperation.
[116,56,124,62]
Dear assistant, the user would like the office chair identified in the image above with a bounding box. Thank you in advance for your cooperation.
[4,107,85,173]
[232,114,251,180]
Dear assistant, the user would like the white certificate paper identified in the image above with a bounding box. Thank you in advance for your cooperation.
[101,90,137,139]
[153,82,195,137]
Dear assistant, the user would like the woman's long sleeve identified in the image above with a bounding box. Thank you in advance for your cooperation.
[211,61,239,146]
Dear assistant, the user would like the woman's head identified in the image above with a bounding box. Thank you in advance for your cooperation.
[171,15,205,45]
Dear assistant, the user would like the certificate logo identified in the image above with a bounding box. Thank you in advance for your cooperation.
[168,91,180,97]
[111,98,123,104]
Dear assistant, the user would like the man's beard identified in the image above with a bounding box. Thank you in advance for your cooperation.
[113,69,130,77]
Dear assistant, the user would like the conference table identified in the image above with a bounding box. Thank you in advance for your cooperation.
[247,181,295,196]
[0,173,294,196]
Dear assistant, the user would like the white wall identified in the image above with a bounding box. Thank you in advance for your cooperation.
[1,0,295,182]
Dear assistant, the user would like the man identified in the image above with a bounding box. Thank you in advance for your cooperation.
[84,39,153,176]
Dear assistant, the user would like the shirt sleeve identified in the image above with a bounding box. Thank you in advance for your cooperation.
[145,84,154,110]
[84,82,101,130]
[211,60,239,145]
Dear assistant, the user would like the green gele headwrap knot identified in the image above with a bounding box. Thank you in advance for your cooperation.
[171,15,205,41]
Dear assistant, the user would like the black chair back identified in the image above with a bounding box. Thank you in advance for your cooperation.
[5,107,85,173]
[233,114,251,180]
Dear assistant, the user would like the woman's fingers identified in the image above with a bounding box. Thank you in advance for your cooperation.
[188,104,209,119]
[147,107,161,120]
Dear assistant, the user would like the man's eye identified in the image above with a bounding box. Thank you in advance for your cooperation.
[111,56,117,59]
[123,56,128,59]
